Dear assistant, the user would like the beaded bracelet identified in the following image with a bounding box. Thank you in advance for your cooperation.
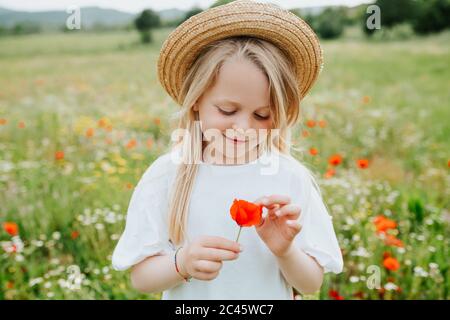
[174,246,191,282]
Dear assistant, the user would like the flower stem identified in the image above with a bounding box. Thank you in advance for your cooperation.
[235,226,242,243]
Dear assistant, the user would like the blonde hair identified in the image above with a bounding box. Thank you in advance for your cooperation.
[167,36,302,246]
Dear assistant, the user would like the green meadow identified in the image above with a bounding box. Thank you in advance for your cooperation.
[0,27,449,299]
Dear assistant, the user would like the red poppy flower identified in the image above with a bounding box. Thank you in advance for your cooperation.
[374,215,397,234]
[383,256,400,271]
[328,154,343,166]
[71,230,80,240]
[328,289,344,300]
[324,168,336,179]
[357,159,369,169]
[3,222,18,236]
[309,147,318,156]
[55,151,64,161]
[384,234,404,248]
[86,127,94,138]
[230,199,263,227]
[306,120,316,128]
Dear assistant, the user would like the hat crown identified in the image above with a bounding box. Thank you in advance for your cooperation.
[157,0,323,106]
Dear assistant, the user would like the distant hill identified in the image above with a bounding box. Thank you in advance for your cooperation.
[0,6,187,30]
[0,6,135,29]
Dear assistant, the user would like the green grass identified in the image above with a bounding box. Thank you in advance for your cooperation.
[0,27,449,299]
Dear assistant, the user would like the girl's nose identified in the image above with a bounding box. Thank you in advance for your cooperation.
[232,122,250,133]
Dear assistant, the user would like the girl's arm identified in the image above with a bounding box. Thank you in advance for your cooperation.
[130,253,186,294]
[130,236,241,294]
[276,244,324,295]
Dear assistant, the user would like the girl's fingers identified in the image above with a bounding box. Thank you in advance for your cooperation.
[274,204,301,219]
[286,220,302,233]
[256,195,291,208]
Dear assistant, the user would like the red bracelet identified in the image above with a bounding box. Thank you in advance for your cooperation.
[174,246,191,282]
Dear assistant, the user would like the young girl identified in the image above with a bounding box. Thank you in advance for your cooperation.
[112,0,343,300]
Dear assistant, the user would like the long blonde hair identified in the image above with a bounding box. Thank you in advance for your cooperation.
[167,36,301,246]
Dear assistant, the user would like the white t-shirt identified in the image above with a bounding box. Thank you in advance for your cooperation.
[111,147,343,300]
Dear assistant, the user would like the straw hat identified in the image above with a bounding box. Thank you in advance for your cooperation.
[157,0,323,106]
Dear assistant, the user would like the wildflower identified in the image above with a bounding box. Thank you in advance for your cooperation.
[230,199,263,243]
[86,128,94,138]
[318,120,327,128]
[384,234,404,247]
[328,289,344,300]
[357,159,369,169]
[328,154,343,166]
[55,151,64,161]
[374,215,397,234]
[71,231,79,240]
[126,139,137,149]
[324,168,336,179]
[306,120,316,128]
[383,256,400,271]
[309,147,318,156]
[3,222,18,236]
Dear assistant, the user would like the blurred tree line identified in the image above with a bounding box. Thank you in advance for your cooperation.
[134,0,450,43]
[2,0,448,40]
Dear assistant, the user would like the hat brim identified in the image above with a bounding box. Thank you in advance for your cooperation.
[157,0,323,106]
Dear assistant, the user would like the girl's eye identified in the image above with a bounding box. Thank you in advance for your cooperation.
[216,106,270,120]
[216,106,236,116]
[254,113,270,120]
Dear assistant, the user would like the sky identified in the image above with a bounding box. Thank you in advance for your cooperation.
[0,0,373,13]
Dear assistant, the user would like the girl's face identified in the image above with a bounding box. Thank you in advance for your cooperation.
[193,58,272,164]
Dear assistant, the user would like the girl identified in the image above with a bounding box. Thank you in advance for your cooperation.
[112,0,343,300]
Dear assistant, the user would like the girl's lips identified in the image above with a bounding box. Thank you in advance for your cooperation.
[223,134,247,144]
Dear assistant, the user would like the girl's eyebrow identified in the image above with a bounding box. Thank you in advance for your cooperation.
[217,99,269,110]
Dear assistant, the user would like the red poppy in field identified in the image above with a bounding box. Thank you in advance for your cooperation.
[86,127,94,138]
[71,230,79,240]
[146,138,153,149]
[125,182,133,190]
[154,117,161,126]
[448,159,450,167]
[98,118,107,128]
[302,130,310,138]
[126,139,137,149]
[357,159,369,169]
[328,154,343,166]
[318,120,327,128]
[55,151,64,161]
[3,222,18,236]
[374,215,397,234]
[362,95,371,104]
[324,168,336,179]
[383,256,400,271]
[384,234,404,248]
[306,120,316,128]
[309,147,318,156]
[329,289,344,300]
[18,121,25,128]
[0,118,6,125]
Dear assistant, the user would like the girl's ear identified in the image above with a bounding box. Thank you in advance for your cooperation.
[193,103,199,112]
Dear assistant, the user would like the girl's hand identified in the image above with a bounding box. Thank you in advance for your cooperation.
[254,195,302,258]
[177,235,242,281]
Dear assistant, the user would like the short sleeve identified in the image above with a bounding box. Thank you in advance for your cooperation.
[111,156,175,271]
[290,164,344,274]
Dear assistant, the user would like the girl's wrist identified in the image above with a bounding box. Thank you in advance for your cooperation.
[175,246,191,281]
